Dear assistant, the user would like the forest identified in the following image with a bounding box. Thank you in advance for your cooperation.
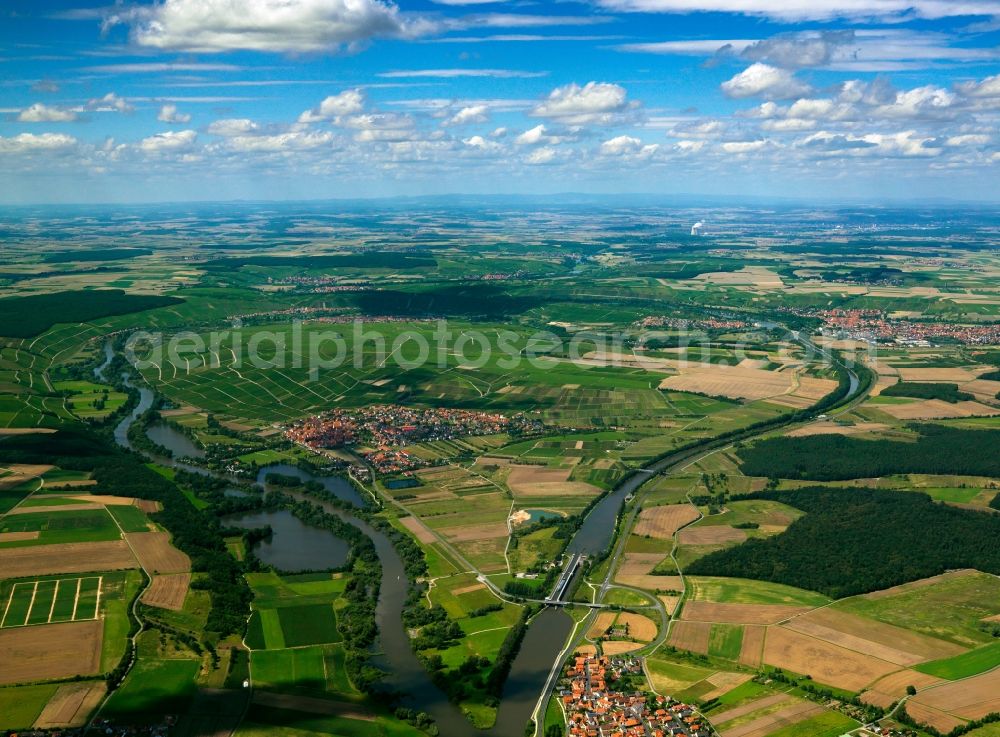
[0,289,181,338]
[686,487,1000,598]
[737,424,1000,480]
[880,382,974,402]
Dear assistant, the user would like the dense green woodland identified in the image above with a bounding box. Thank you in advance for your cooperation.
[738,424,1000,480]
[880,382,974,403]
[686,487,1000,598]
[0,289,181,338]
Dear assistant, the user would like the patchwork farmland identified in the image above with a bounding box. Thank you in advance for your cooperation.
[0,575,103,628]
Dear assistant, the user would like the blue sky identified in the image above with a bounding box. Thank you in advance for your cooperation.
[2,0,1000,203]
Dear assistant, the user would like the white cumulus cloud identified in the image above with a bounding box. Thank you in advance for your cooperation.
[87,93,134,114]
[157,104,192,124]
[17,103,77,123]
[721,63,812,99]
[446,105,489,126]
[531,81,636,124]
[525,146,557,164]
[0,132,78,154]
[207,119,260,137]
[140,130,197,152]
[105,0,436,53]
[299,89,366,123]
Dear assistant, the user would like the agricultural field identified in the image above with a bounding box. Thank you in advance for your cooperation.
[243,571,358,701]
[2,203,1000,737]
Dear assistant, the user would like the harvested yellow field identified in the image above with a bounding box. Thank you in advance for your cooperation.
[659,595,681,615]
[785,608,964,666]
[0,540,137,578]
[616,612,657,641]
[506,465,600,497]
[142,573,191,610]
[903,702,967,734]
[34,681,106,728]
[8,503,101,515]
[0,464,52,490]
[124,532,191,574]
[880,399,1000,419]
[0,531,40,543]
[701,672,753,702]
[711,694,793,725]
[681,602,809,625]
[964,379,1000,401]
[763,627,898,692]
[615,553,681,591]
[0,620,103,685]
[896,367,979,382]
[603,641,643,655]
[738,625,766,667]
[439,522,508,542]
[400,515,437,544]
[451,583,487,596]
[658,365,794,401]
[668,621,711,654]
[587,612,617,639]
[788,421,889,437]
[911,668,1000,721]
[861,669,944,708]
[677,526,747,545]
[721,702,826,737]
[633,503,700,539]
[71,494,138,506]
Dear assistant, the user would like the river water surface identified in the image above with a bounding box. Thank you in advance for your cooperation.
[112,370,636,737]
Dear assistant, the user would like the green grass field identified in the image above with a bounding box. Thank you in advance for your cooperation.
[237,705,426,737]
[278,604,342,647]
[107,504,153,532]
[0,683,60,729]
[0,575,102,627]
[707,624,744,660]
[686,576,830,607]
[251,647,327,692]
[834,571,1000,648]
[0,507,120,547]
[915,641,1000,680]
[102,658,200,721]
[763,710,857,737]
